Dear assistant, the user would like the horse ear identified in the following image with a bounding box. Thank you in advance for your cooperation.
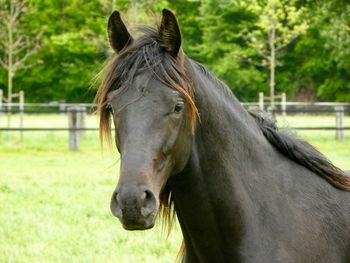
[108,11,133,53]
[158,9,182,57]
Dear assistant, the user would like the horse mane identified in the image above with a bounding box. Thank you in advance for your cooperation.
[190,60,350,192]
[249,111,350,191]
[95,26,198,233]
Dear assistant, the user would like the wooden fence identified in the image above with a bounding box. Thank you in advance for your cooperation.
[0,102,349,150]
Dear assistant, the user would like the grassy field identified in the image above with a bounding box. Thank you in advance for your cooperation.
[0,133,182,263]
[0,114,349,263]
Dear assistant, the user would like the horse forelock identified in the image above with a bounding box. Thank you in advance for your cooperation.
[95,26,197,147]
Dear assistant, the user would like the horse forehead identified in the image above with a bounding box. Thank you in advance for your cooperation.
[134,73,176,95]
[108,74,165,101]
[128,74,179,102]
[109,74,179,114]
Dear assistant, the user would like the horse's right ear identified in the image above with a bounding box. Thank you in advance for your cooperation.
[108,11,132,53]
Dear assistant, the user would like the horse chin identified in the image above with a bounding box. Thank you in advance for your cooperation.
[119,209,158,231]
[121,219,156,231]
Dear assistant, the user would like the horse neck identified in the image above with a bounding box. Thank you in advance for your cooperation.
[168,61,269,260]
[187,60,267,172]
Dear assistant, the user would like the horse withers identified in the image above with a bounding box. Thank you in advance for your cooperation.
[96,9,350,262]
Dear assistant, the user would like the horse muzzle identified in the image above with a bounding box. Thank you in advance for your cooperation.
[110,185,158,230]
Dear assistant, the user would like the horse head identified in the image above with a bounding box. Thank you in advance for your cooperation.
[98,9,196,230]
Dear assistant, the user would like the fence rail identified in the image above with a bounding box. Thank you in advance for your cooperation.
[2,109,350,114]
[1,127,350,131]
[0,102,349,150]
[0,128,100,131]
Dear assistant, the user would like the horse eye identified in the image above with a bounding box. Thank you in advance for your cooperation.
[174,101,185,113]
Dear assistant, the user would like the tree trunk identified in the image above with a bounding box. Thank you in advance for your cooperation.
[7,0,13,140]
[131,0,137,24]
[269,25,276,111]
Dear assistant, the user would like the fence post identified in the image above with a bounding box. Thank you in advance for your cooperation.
[6,98,11,141]
[78,106,86,138]
[335,106,345,141]
[68,106,81,151]
[0,89,2,127]
[259,92,264,111]
[267,106,275,119]
[281,93,287,119]
[19,91,24,142]
[0,89,3,110]
[0,89,2,140]
[59,103,66,115]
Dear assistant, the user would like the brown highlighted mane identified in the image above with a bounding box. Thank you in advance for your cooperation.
[94,26,197,231]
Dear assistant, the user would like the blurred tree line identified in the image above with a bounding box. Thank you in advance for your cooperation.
[0,0,349,102]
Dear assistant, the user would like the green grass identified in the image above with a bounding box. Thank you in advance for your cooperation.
[0,114,349,263]
[0,133,182,263]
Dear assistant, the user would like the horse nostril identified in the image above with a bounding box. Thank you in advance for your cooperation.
[140,191,147,201]
[116,192,122,203]
[110,191,123,219]
[140,190,156,217]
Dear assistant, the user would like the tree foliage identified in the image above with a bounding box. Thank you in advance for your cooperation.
[0,0,42,104]
[0,0,349,102]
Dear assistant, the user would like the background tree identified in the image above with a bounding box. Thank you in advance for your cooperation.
[0,0,42,106]
[0,0,348,103]
[244,0,308,108]
[12,0,108,102]
[280,0,350,102]
[195,0,266,101]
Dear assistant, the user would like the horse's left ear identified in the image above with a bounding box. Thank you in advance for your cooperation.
[158,9,182,57]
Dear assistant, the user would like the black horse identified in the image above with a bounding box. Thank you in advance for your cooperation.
[96,9,350,262]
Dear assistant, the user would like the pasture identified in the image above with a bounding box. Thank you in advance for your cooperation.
[0,114,349,262]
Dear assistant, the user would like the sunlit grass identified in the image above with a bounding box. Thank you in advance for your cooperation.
[0,114,349,263]
[0,133,182,263]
